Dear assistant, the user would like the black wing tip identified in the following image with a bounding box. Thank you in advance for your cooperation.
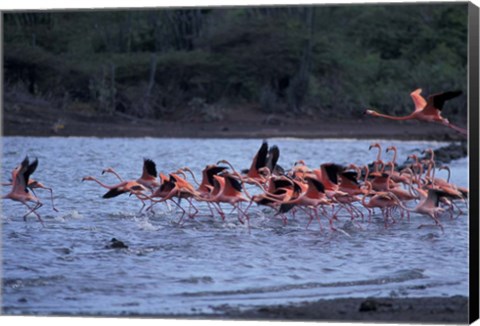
[21,156,29,167]
[143,158,158,177]
[307,177,325,192]
[226,175,243,192]
[29,158,39,169]
[103,187,125,198]
[342,171,358,184]
[277,203,295,214]
[255,141,270,170]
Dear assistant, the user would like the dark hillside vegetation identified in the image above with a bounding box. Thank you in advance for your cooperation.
[3,3,468,126]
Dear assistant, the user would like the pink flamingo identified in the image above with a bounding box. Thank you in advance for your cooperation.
[3,157,44,225]
[389,188,447,231]
[102,158,160,191]
[365,89,467,135]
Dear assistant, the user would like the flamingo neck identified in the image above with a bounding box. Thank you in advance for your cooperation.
[184,168,200,186]
[445,168,451,183]
[370,111,415,121]
[391,148,397,165]
[108,169,124,182]
[86,177,117,189]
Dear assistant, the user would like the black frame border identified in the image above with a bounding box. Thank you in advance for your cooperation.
[469,1,479,324]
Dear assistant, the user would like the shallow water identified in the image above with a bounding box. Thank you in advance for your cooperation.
[1,137,469,316]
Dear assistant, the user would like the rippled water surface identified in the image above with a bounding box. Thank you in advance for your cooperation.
[1,137,469,315]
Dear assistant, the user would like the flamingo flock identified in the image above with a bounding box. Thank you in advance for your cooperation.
[1,88,468,230]
[2,140,468,233]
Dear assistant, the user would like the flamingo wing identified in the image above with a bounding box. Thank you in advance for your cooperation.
[426,90,462,111]
[24,158,38,186]
[340,171,359,185]
[248,141,268,174]
[143,158,158,178]
[205,166,228,186]
[321,163,344,185]
[103,187,128,198]
[272,178,294,189]
[425,189,446,207]
[306,177,325,193]
[410,88,427,112]
[223,175,242,196]
[419,90,462,117]
[266,145,280,172]
[130,185,147,192]
[277,203,295,214]
[12,157,35,194]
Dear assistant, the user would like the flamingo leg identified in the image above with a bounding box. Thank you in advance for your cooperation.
[443,121,468,135]
[185,198,199,219]
[42,187,59,212]
[206,202,216,217]
[451,201,464,218]
[236,203,249,228]
[214,203,226,221]
[313,207,323,231]
[138,199,147,214]
[22,201,44,226]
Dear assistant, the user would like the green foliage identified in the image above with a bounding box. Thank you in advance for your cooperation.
[3,3,468,121]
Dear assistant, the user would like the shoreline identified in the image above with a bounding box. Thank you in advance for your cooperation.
[201,296,470,323]
[2,106,468,141]
[5,296,467,323]
[145,296,469,323]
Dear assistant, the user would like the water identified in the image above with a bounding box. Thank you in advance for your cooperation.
[1,137,469,316]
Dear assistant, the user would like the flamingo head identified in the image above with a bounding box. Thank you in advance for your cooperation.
[438,165,450,172]
[102,167,115,175]
[81,176,94,182]
[386,146,396,153]
[364,109,377,116]
[294,160,306,166]
[369,143,381,151]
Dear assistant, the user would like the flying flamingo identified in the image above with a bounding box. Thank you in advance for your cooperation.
[142,172,202,222]
[81,175,150,211]
[242,141,269,182]
[102,158,160,191]
[177,165,228,217]
[202,173,251,225]
[275,177,334,230]
[3,178,59,212]
[2,157,44,225]
[388,188,447,231]
[365,89,467,135]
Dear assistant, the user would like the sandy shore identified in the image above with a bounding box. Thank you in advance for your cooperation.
[130,296,469,323]
[2,104,468,141]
